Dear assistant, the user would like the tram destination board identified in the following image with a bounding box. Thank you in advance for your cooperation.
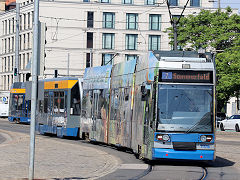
[159,70,213,83]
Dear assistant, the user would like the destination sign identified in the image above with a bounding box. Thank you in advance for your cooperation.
[159,70,213,83]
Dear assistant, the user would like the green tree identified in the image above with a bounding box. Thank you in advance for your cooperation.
[167,8,240,112]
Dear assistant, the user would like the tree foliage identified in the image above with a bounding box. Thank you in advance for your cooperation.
[168,8,240,112]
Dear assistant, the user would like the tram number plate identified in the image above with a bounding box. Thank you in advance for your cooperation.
[199,144,210,149]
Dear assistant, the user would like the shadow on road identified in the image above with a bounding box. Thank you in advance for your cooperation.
[144,156,235,168]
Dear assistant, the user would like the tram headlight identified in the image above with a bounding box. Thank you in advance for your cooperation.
[162,134,170,141]
[156,134,170,141]
[156,134,163,141]
[200,135,213,142]
[206,135,213,142]
[200,135,207,142]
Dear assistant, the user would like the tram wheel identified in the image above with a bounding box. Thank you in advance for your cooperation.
[14,118,20,124]
[235,124,240,132]
[220,123,225,131]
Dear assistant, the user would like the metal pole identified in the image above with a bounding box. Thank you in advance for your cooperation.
[67,53,70,76]
[14,3,20,83]
[29,0,39,179]
[218,0,220,9]
[173,19,177,51]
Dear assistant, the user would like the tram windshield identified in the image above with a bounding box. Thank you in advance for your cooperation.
[10,94,24,112]
[157,84,213,133]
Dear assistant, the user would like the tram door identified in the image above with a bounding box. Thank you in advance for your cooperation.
[48,91,54,126]
[92,90,99,132]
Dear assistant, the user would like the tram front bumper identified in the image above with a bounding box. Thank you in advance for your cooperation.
[152,148,215,161]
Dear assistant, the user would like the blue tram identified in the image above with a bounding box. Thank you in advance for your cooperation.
[8,82,31,123]
[36,77,82,138]
[36,51,216,161]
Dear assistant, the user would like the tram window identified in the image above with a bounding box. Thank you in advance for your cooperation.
[124,88,129,101]
[44,92,48,113]
[18,95,24,110]
[82,90,92,118]
[39,100,43,112]
[71,83,81,115]
[53,91,65,114]
[12,94,18,111]
[27,101,31,111]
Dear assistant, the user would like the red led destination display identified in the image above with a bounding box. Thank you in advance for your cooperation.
[159,70,213,83]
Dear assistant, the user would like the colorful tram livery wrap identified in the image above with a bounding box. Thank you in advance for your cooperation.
[37,77,82,138]
[8,82,31,123]
[36,51,216,161]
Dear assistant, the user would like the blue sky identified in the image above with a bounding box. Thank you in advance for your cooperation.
[214,0,240,13]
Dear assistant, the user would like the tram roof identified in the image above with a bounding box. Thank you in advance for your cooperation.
[11,82,26,89]
[83,65,112,90]
[39,77,79,82]
[153,51,213,62]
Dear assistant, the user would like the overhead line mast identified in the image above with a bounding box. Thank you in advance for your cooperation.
[166,0,190,50]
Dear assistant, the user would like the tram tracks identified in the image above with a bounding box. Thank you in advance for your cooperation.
[199,167,208,180]
[130,164,153,180]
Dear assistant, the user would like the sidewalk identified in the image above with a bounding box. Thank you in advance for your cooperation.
[0,129,120,180]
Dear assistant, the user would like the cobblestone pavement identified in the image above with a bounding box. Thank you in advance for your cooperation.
[0,129,121,180]
[215,130,240,170]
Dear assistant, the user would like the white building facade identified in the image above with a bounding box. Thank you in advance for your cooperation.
[226,97,240,117]
[0,0,215,91]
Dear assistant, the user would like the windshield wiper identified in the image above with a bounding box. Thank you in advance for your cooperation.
[185,112,211,134]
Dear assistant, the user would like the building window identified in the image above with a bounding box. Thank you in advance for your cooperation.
[125,54,137,61]
[8,19,11,34]
[4,58,6,72]
[87,32,93,48]
[102,33,115,49]
[11,56,14,71]
[87,12,94,28]
[169,0,178,6]
[145,0,155,5]
[101,0,110,3]
[19,35,22,50]
[8,38,10,53]
[103,12,115,29]
[83,0,90,2]
[190,0,200,7]
[20,15,22,30]
[4,39,7,53]
[8,57,10,72]
[86,53,91,67]
[23,14,26,30]
[2,21,4,35]
[149,14,161,30]
[149,35,161,51]
[102,54,113,65]
[123,0,132,4]
[126,13,138,30]
[5,20,7,35]
[19,54,21,70]
[126,34,138,50]
[26,53,29,65]
[12,37,14,52]
[28,12,30,29]
[23,53,25,69]
[27,33,30,49]
[23,34,26,50]
[12,18,15,33]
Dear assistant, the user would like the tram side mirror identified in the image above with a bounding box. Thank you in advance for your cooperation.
[70,108,73,115]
